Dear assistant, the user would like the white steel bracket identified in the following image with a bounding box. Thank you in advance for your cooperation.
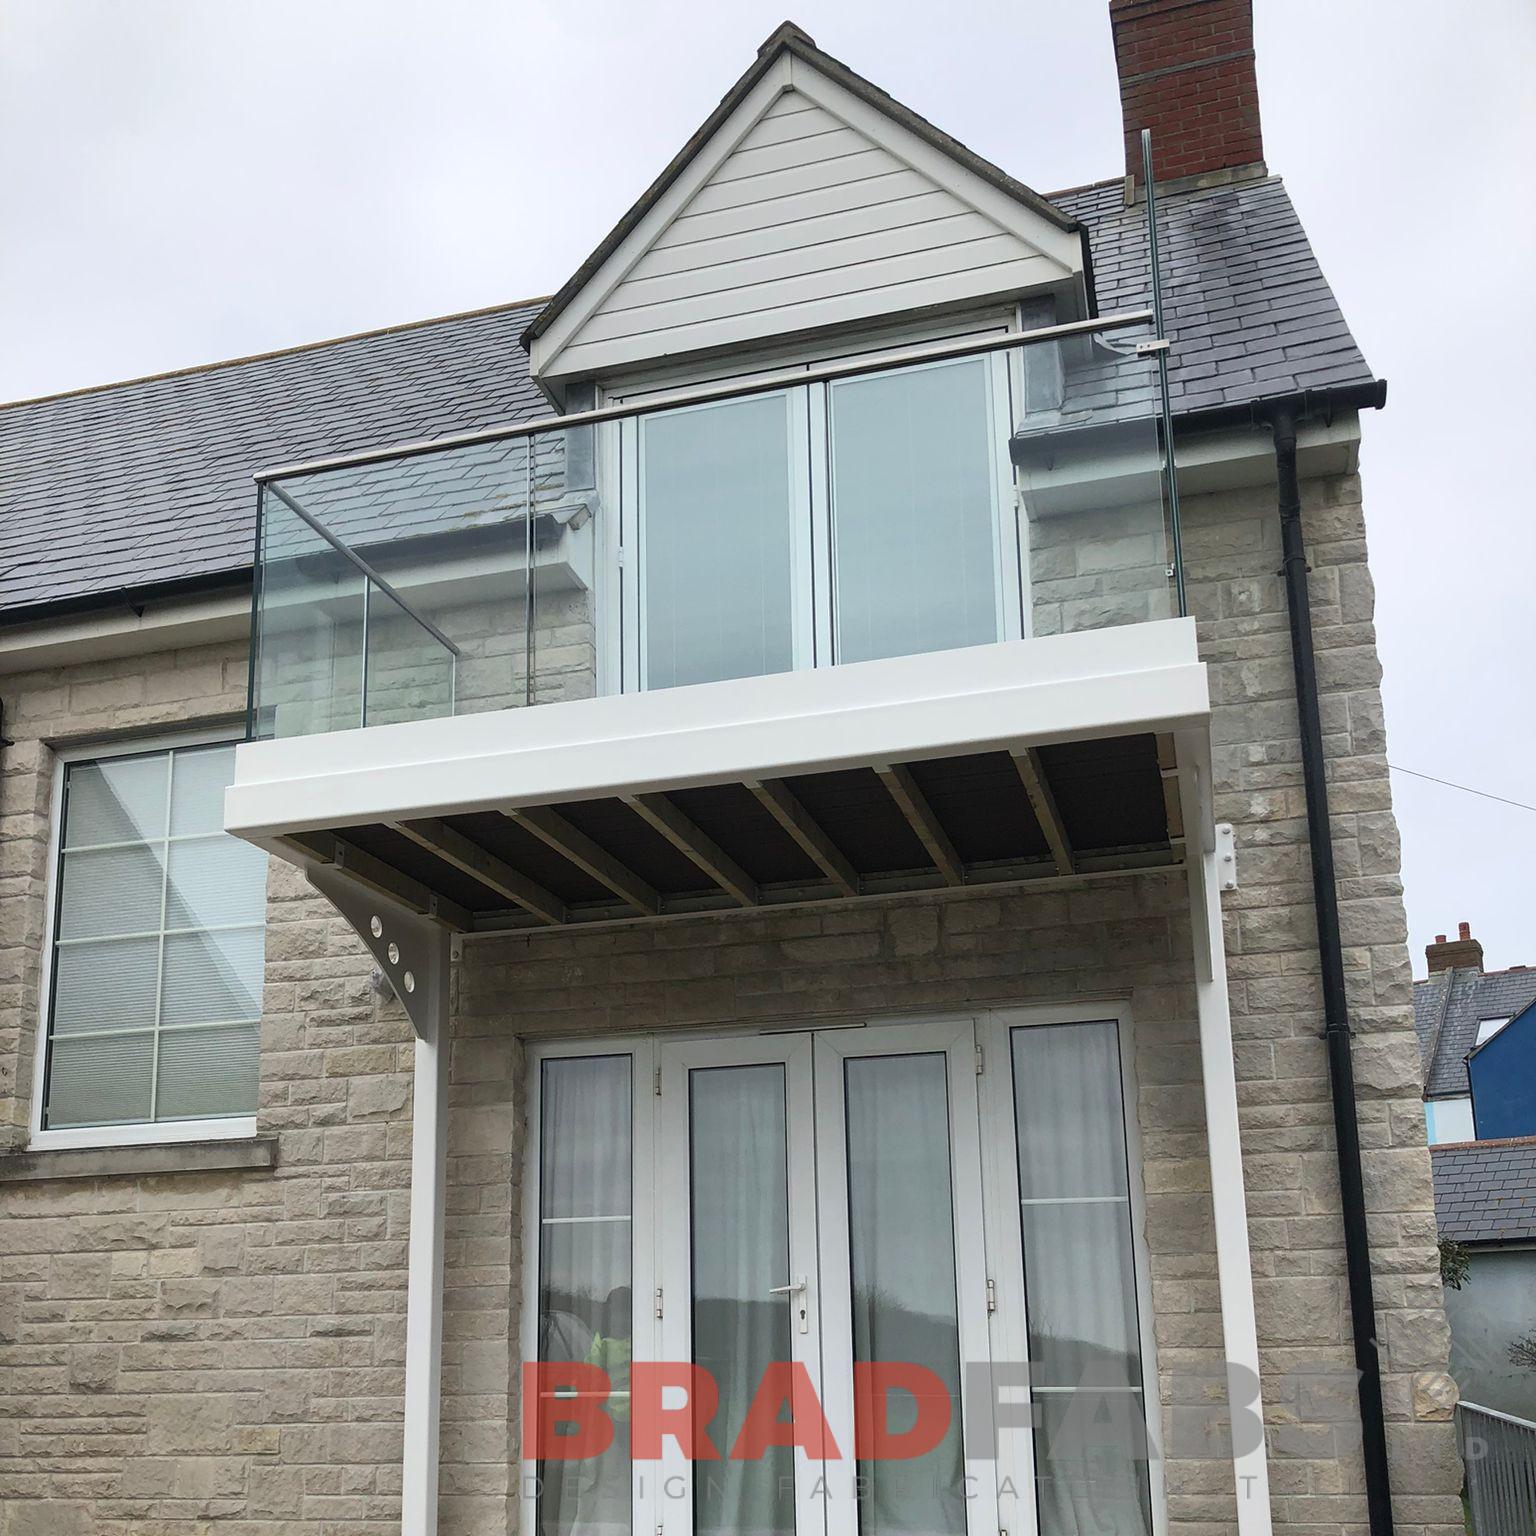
[1214,822,1238,891]
[307,863,450,1041]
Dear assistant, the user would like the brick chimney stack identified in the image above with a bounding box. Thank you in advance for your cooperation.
[1426,922,1485,975]
[1110,0,1266,188]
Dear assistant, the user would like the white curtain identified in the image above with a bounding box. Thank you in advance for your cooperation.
[1012,1023,1151,1536]
[845,1052,967,1536]
[537,1055,633,1536]
[690,1063,794,1536]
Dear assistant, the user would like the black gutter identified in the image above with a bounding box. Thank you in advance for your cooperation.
[1267,385,1395,1536]
[0,566,251,632]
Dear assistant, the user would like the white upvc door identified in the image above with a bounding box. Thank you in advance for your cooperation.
[657,1032,828,1536]
[812,1017,1000,1536]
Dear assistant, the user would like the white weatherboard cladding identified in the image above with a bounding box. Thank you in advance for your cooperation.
[532,56,1081,382]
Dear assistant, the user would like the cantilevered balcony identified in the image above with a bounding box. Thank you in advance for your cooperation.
[227,313,1209,932]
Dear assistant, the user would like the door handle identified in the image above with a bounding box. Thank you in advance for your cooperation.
[769,1275,809,1334]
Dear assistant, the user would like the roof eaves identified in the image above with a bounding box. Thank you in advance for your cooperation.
[520,21,1080,351]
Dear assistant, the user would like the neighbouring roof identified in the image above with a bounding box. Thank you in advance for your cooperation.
[1431,1136,1536,1246]
[1415,966,1536,1099]
[0,177,1374,623]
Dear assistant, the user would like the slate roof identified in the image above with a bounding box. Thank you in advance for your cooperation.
[0,174,1375,622]
[1431,1136,1536,1245]
[1414,967,1536,1099]
[1051,175,1375,417]
[0,301,549,617]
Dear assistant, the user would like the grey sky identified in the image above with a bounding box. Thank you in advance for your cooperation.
[2,0,1532,970]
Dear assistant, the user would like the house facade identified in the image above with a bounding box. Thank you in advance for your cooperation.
[0,6,1465,1535]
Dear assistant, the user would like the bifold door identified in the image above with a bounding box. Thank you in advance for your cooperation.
[525,1011,1157,1536]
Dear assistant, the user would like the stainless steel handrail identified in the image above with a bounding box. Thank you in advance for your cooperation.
[254,308,1155,484]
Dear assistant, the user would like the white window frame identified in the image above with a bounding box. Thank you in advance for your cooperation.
[29,724,263,1151]
[519,1002,1164,1536]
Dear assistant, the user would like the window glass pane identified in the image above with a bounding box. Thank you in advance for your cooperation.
[165,837,269,930]
[1012,1020,1129,1201]
[830,359,1000,664]
[62,754,167,847]
[1010,1022,1149,1535]
[690,1063,793,1536]
[162,928,266,1026]
[57,844,166,939]
[640,393,795,690]
[845,1052,966,1536]
[1033,1388,1152,1536]
[44,747,267,1132]
[51,936,160,1035]
[537,1056,632,1536]
[157,1023,261,1120]
[46,1032,155,1128]
[169,744,237,836]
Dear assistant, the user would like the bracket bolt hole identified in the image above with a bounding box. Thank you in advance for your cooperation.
[403,971,416,994]
[387,942,401,966]
[370,916,383,939]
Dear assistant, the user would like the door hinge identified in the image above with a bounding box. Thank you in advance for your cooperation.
[975,1043,985,1076]
[653,1063,662,1096]
[654,1286,663,1320]
[986,1277,997,1314]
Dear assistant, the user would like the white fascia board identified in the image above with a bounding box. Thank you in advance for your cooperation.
[226,618,1208,842]
[0,587,251,677]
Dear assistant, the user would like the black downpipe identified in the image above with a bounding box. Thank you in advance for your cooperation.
[1270,405,1395,1536]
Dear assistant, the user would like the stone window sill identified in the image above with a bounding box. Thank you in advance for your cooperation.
[0,1136,278,1183]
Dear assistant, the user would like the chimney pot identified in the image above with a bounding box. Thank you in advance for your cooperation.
[1110,0,1266,186]
[1426,926,1485,976]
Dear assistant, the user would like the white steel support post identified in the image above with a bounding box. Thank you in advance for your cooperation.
[1177,744,1273,1536]
[307,865,452,1536]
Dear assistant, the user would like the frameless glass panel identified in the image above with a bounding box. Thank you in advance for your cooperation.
[845,1052,966,1536]
[165,837,269,930]
[639,394,795,690]
[253,487,366,738]
[156,1023,261,1120]
[1010,1022,1150,1536]
[830,359,1002,664]
[51,936,160,1034]
[363,587,456,728]
[1011,335,1176,638]
[537,1056,632,1536]
[63,754,167,847]
[45,1031,155,1128]
[690,1063,793,1536]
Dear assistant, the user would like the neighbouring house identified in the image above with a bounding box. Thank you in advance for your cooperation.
[0,5,1465,1535]
[1415,923,1536,1144]
[1432,1138,1536,1420]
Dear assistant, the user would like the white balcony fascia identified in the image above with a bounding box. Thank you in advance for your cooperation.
[226,617,1208,845]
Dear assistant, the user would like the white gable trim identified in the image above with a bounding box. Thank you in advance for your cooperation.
[531,54,1081,384]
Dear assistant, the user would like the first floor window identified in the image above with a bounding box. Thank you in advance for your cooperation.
[40,740,268,1133]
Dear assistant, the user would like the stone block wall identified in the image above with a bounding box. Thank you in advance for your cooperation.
[0,466,1463,1534]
